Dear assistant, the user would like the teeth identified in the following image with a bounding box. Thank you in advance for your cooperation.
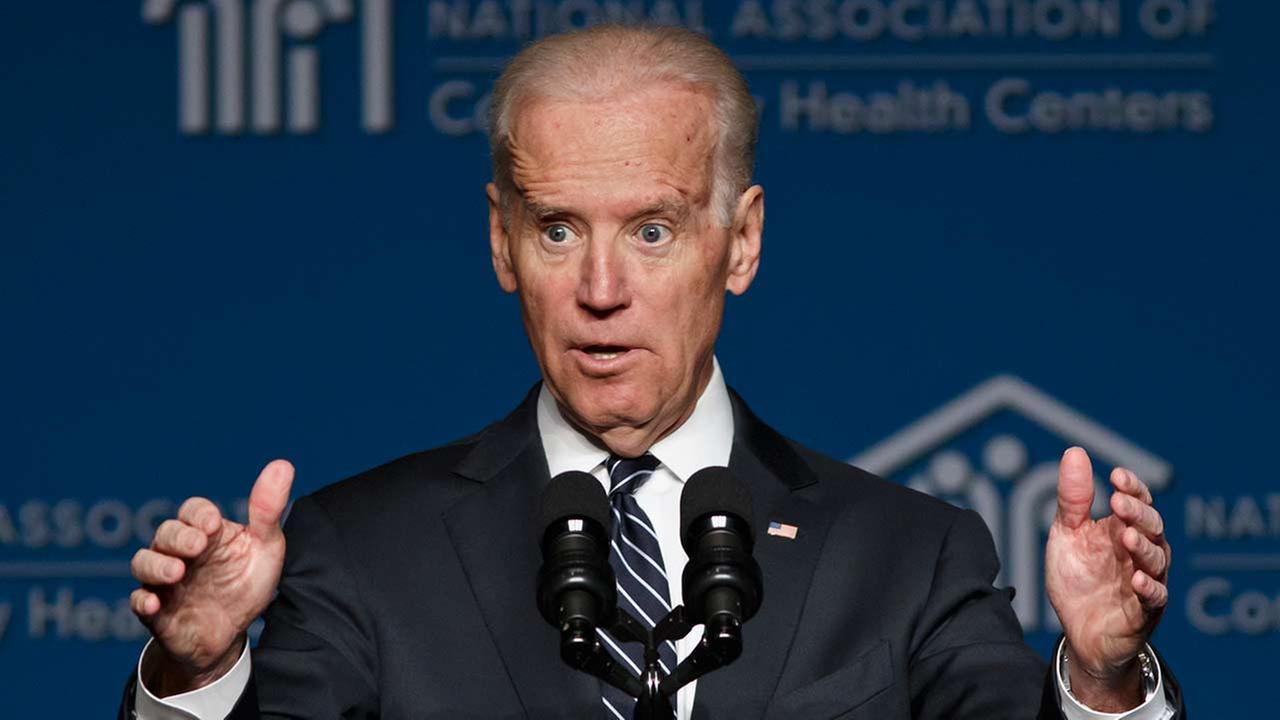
[589,352,621,360]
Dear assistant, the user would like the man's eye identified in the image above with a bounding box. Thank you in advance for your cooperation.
[544,224,574,243]
[638,224,672,244]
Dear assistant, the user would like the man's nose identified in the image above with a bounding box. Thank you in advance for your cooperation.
[576,238,629,315]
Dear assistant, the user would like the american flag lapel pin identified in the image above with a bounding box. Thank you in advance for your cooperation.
[767,520,799,540]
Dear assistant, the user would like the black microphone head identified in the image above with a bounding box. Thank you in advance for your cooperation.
[536,471,616,629]
[680,466,763,626]
[539,471,609,532]
[680,466,753,553]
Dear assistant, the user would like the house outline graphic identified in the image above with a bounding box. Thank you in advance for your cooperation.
[849,374,1174,631]
[849,374,1172,489]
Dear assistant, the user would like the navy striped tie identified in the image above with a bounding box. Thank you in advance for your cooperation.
[599,453,679,720]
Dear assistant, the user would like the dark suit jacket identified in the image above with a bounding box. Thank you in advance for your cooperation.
[122,386,1183,719]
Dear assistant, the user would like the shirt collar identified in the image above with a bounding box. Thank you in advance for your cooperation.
[536,358,734,482]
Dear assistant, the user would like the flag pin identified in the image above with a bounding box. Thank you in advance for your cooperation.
[767,520,798,540]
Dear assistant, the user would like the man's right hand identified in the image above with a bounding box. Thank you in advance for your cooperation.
[129,459,294,696]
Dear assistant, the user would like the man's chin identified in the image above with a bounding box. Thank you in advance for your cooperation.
[563,399,648,434]
[555,384,651,431]
[555,386,689,456]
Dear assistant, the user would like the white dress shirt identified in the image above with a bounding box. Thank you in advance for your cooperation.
[135,358,1171,719]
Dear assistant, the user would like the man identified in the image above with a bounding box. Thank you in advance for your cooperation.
[123,25,1182,719]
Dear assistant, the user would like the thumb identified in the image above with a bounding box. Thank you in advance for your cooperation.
[1056,447,1095,530]
[248,459,294,540]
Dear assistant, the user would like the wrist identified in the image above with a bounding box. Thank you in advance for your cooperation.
[1062,642,1145,712]
[145,634,247,697]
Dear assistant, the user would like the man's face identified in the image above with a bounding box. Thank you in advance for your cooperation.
[488,81,763,456]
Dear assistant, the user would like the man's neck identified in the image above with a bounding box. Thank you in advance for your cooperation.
[562,357,716,458]
[537,358,734,480]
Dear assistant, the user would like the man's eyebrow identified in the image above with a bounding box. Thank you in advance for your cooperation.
[521,199,569,220]
[628,199,691,223]
[520,198,692,223]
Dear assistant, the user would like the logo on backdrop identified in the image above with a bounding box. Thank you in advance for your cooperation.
[142,0,394,134]
[141,1,1220,138]
[850,375,1173,635]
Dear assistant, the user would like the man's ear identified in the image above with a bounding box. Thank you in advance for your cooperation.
[725,184,764,296]
[487,182,518,293]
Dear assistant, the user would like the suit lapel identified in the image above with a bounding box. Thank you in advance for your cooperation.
[692,391,834,720]
[442,386,599,719]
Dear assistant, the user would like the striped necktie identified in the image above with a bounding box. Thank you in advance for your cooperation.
[599,453,679,720]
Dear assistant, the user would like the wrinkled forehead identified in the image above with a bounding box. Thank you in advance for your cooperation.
[506,82,720,211]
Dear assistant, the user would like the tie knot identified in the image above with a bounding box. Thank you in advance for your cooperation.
[607,453,660,496]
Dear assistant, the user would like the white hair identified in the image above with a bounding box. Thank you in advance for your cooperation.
[488,25,758,227]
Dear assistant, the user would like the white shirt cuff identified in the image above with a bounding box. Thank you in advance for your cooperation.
[134,636,252,720]
[1055,641,1174,720]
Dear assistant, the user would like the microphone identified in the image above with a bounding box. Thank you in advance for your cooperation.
[536,471,615,641]
[678,467,763,664]
[535,471,641,698]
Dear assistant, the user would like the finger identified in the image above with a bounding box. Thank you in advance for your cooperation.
[151,519,209,559]
[177,497,224,536]
[1123,526,1168,580]
[1109,467,1153,505]
[1133,570,1169,609]
[1056,447,1095,530]
[248,459,294,541]
[131,548,186,585]
[1111,492,1165,541]
[130,588,160,618]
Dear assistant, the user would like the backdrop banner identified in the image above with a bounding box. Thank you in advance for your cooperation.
[2,1,1274,714]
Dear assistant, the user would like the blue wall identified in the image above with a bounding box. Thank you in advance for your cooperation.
[2,1,1275,714]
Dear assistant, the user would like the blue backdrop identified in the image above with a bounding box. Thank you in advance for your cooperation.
[3,1,1275,714]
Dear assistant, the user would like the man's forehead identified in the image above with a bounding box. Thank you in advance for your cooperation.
[507,83,719,212]
[510,84,717,162]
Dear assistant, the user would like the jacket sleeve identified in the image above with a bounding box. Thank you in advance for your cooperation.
[242,492,381,718]
[905,507,1049,718]
[903,508,1053,719]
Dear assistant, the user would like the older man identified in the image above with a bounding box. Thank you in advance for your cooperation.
[123,25,1182,720]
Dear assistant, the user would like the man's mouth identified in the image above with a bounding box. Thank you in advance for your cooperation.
[580,344,630,360]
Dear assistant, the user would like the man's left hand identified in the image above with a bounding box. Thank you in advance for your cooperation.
[1046,446,1171,711]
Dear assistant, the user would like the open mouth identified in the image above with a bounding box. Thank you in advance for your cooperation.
[579,344,630,361]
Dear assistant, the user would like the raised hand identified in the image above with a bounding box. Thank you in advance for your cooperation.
[129,459,294,695]
[1045,447,1170,711]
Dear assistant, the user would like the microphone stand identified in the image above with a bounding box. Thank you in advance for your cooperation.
[557,603,747,720]
[653,605,743,701]
[558,610,644,701]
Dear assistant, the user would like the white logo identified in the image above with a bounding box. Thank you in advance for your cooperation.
[851,375,1172,633]
[142,0,394,135]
